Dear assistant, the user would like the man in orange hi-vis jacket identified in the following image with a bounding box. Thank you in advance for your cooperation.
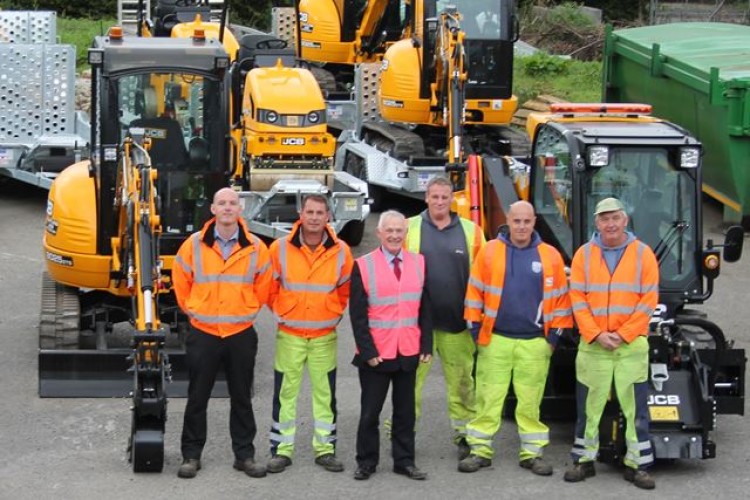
[563,197,659,490]
[172,187,272,480]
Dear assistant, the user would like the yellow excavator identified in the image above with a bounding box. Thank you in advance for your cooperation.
[41,26,231,471]
[306,0,525,208]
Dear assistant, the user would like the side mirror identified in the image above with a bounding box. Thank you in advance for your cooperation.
[723,225,744,263]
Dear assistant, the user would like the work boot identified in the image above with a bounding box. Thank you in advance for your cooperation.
[623,467,656,490]
[456,438,471,461]
[315,453,345,472]
[563,461,596,482]
[266,454,293,473]
[233,458,267,478]
[457,454,492,473]
[519,457,553,476]
[177,458,201,479]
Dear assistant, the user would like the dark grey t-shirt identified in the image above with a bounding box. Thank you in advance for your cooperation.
[416,212,471,333]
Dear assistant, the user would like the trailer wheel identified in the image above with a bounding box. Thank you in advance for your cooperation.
[39,272,80,349]
[339,220,365,246]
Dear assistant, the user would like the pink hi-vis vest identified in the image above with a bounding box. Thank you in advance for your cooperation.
[357,248,425,359]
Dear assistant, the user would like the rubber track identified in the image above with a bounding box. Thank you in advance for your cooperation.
[39,272,79,349]
[361,122,426,160]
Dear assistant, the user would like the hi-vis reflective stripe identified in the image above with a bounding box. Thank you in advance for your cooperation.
[314,434,336,444]
[465,299,483,309]
[544,286,568,299]
[370,317,419,328]
[314,420,336,432]
[278,238,347,293]
[362,252,423,305]
[519,432,549,442]
[469,276,504,296]
[466,428,493,440]
[192,232,259,284]
[272,420,295,431]
[369,292,421,306]
[174,254,191,274]
[270,432,295,443]
[278,317,339,329]
[543,308,572,324]
[189,311,260,324]
[625,447,654,465]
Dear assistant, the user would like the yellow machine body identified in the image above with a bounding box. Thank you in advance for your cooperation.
[242,63,335,173]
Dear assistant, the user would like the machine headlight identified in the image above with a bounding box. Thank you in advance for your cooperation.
[307,111,320,124]
[266,111,279,123]
[680,147,700,169]
[588,145,609,167]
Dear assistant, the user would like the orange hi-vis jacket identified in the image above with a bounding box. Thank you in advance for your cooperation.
[570,239,659,344]
[172,217,272,337]
[464,239,573,346]
[268,221,354,338]
[357,248,425,359]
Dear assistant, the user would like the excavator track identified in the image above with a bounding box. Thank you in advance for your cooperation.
[361,122,426,161]
[39,271,80,349]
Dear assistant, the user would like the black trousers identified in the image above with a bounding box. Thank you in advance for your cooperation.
[181,325,258,461]
[356,367,417,469]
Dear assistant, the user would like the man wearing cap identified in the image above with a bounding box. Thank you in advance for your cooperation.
[563,197,659,490]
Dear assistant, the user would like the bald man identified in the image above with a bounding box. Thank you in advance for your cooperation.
[173,187,272,479]
[460,201,573,475]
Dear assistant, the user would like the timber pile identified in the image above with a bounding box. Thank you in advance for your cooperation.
[511,94,566,128]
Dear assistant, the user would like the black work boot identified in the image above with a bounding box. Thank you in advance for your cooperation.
[233,458,267,478]
[457,454,492,473]
[563,461,596,482]
[177,458,201,479]
[519,457,553,476]
[266,454,293,473]
[456,438,471,461]
[624,467,656,490]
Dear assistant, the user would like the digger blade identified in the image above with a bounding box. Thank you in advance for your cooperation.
[38,349,229,398]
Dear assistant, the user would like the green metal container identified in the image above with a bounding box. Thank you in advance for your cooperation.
[603,22,750,227]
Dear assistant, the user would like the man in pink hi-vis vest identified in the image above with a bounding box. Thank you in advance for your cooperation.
[349,210,433,481]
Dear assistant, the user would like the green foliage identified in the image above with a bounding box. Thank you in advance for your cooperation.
[0,0,116,18]
[545,1,597,27]
[230,0,282,32]
[520,51,568,77]
[514,53,602,104]
[57,16,117,69]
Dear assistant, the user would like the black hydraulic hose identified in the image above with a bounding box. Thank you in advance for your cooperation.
[219,0,228,44]
[674,315,727,395]
[138,167,154,295]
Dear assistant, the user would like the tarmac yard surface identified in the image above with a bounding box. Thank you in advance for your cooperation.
[1,180,748,499]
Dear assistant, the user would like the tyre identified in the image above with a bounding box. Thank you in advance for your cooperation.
[338,220,365,246]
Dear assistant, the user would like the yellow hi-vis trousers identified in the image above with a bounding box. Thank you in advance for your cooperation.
[465,335,551,460]
[414,329,476,442]
[571,336,654,470]
[270,330,338,458]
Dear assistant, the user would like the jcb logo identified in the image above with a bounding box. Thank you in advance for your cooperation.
[282,137,305,146]
[647,395,680,405]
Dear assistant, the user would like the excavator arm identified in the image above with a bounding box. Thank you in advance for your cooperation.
[119,130,170,473]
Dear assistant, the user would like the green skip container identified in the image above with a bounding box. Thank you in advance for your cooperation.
[603,22,750,227]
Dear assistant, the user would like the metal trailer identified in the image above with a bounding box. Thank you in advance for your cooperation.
[0,11,89,189]
[331,63,448,210]
[603,22,750,229]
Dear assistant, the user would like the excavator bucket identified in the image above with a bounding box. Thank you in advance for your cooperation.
[38,349,229,398]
